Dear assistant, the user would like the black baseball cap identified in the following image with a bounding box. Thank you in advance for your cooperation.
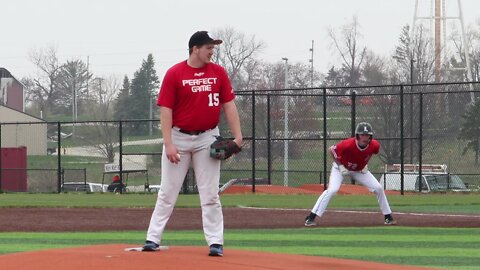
[188,31,222,48]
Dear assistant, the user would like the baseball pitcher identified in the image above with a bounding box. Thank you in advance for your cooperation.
[143,31,243,256]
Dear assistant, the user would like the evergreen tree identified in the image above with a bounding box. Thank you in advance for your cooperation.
[323,66,345,87]
[458,98,480,164]
[128,54,159,134]
[113,75,130,120]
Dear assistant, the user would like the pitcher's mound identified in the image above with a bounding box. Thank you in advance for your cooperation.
[0,244,438,270]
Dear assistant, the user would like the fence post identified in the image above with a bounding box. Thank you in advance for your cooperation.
[57,122,62,193]
[351,91,356,137]
[267,93,271,185]
[61,167,65,187]
[409,84,415,163]
[383,173,387,190]
[350,91,356,184]
[418,93,423,192]
[323,88,328,189]
[119,121,123,194]
[400,85,405,195]
[251,91,256,193]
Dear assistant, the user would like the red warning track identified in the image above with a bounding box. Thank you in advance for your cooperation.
[0,244,439,270]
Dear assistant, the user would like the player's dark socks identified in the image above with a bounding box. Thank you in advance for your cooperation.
[307,212,317,220]
[384,214,393,219]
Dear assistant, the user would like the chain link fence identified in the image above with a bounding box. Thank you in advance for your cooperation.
[1,82,479,193]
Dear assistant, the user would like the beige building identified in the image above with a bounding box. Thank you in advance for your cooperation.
[0,105,47,155]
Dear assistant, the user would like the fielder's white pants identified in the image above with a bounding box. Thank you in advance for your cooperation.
[311,163,392,217]
[146,127,223,246]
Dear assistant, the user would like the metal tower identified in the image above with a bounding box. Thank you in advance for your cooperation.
[411,0,473,97]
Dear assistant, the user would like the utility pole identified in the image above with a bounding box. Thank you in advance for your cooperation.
[86,56,90,99]
[282,57,289,187]
[434,0,441,82]
[72,77,77,137]
[309,40,314,88]
[71,80,77,136]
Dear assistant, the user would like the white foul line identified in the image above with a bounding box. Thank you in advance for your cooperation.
[236,205,480,218]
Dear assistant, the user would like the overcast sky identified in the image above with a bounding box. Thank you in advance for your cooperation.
[2,0,480,81]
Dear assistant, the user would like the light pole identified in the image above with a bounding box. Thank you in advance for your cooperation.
[309,40,314,88]
[282,57,289,186]
[72,79,78,137]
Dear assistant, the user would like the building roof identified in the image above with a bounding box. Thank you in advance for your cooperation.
[0,67,26,89]
[0,104,45,122]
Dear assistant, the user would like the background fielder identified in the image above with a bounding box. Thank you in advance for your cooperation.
[305,122,397,226]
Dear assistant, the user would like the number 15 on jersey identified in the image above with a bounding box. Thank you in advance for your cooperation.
[208,93,219,107]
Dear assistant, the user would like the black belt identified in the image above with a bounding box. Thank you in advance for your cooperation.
[178,129,207,135]
[174,126,216,135]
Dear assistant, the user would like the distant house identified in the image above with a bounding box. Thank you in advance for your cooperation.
[0,67,25,112]
[0,105,47,155]
[0,68,46,155]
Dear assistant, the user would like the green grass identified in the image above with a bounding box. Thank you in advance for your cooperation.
[0,193,479,214]
[0,194,478,269]
[120,144,161,154]
[0,227,479,270]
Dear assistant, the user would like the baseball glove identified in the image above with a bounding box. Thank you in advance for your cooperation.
[210,136,241,160]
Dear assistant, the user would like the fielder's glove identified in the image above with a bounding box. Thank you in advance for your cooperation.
[338,164,350,176]
[210,136,242,160]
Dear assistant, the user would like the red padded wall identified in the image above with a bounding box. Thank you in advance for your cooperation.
[0,147,27,192]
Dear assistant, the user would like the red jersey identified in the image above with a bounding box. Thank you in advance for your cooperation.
[331,137,380,171]
[157,61,235,131]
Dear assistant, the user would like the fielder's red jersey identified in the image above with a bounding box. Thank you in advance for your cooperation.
[157,61,235,131]
[331,137,380,171]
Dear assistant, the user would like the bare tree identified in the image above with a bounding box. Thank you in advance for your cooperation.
[449,23,480,83]
[237,58,263,91]
[20,77,41,116]
[57,59,93,117]
[231,61,321,159]
[372,24,448,165]
[79,76,122,163]
[288,62,323,89]
[212,27,265,90]
[328,16,367,87]
[27,45,63,118]
[362,51,389,85]
[392,25,436,84]
[90,76,121,120]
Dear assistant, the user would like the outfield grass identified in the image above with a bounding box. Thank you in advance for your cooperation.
[0,227,479,270]
[0,193,479,214]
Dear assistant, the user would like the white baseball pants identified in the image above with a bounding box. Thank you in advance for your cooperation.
[311,163,392,216]
[146,127,223,246]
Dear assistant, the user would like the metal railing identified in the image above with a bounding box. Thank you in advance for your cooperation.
[1,81,479,194]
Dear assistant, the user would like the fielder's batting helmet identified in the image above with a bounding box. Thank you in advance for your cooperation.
[355,122,374,136]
